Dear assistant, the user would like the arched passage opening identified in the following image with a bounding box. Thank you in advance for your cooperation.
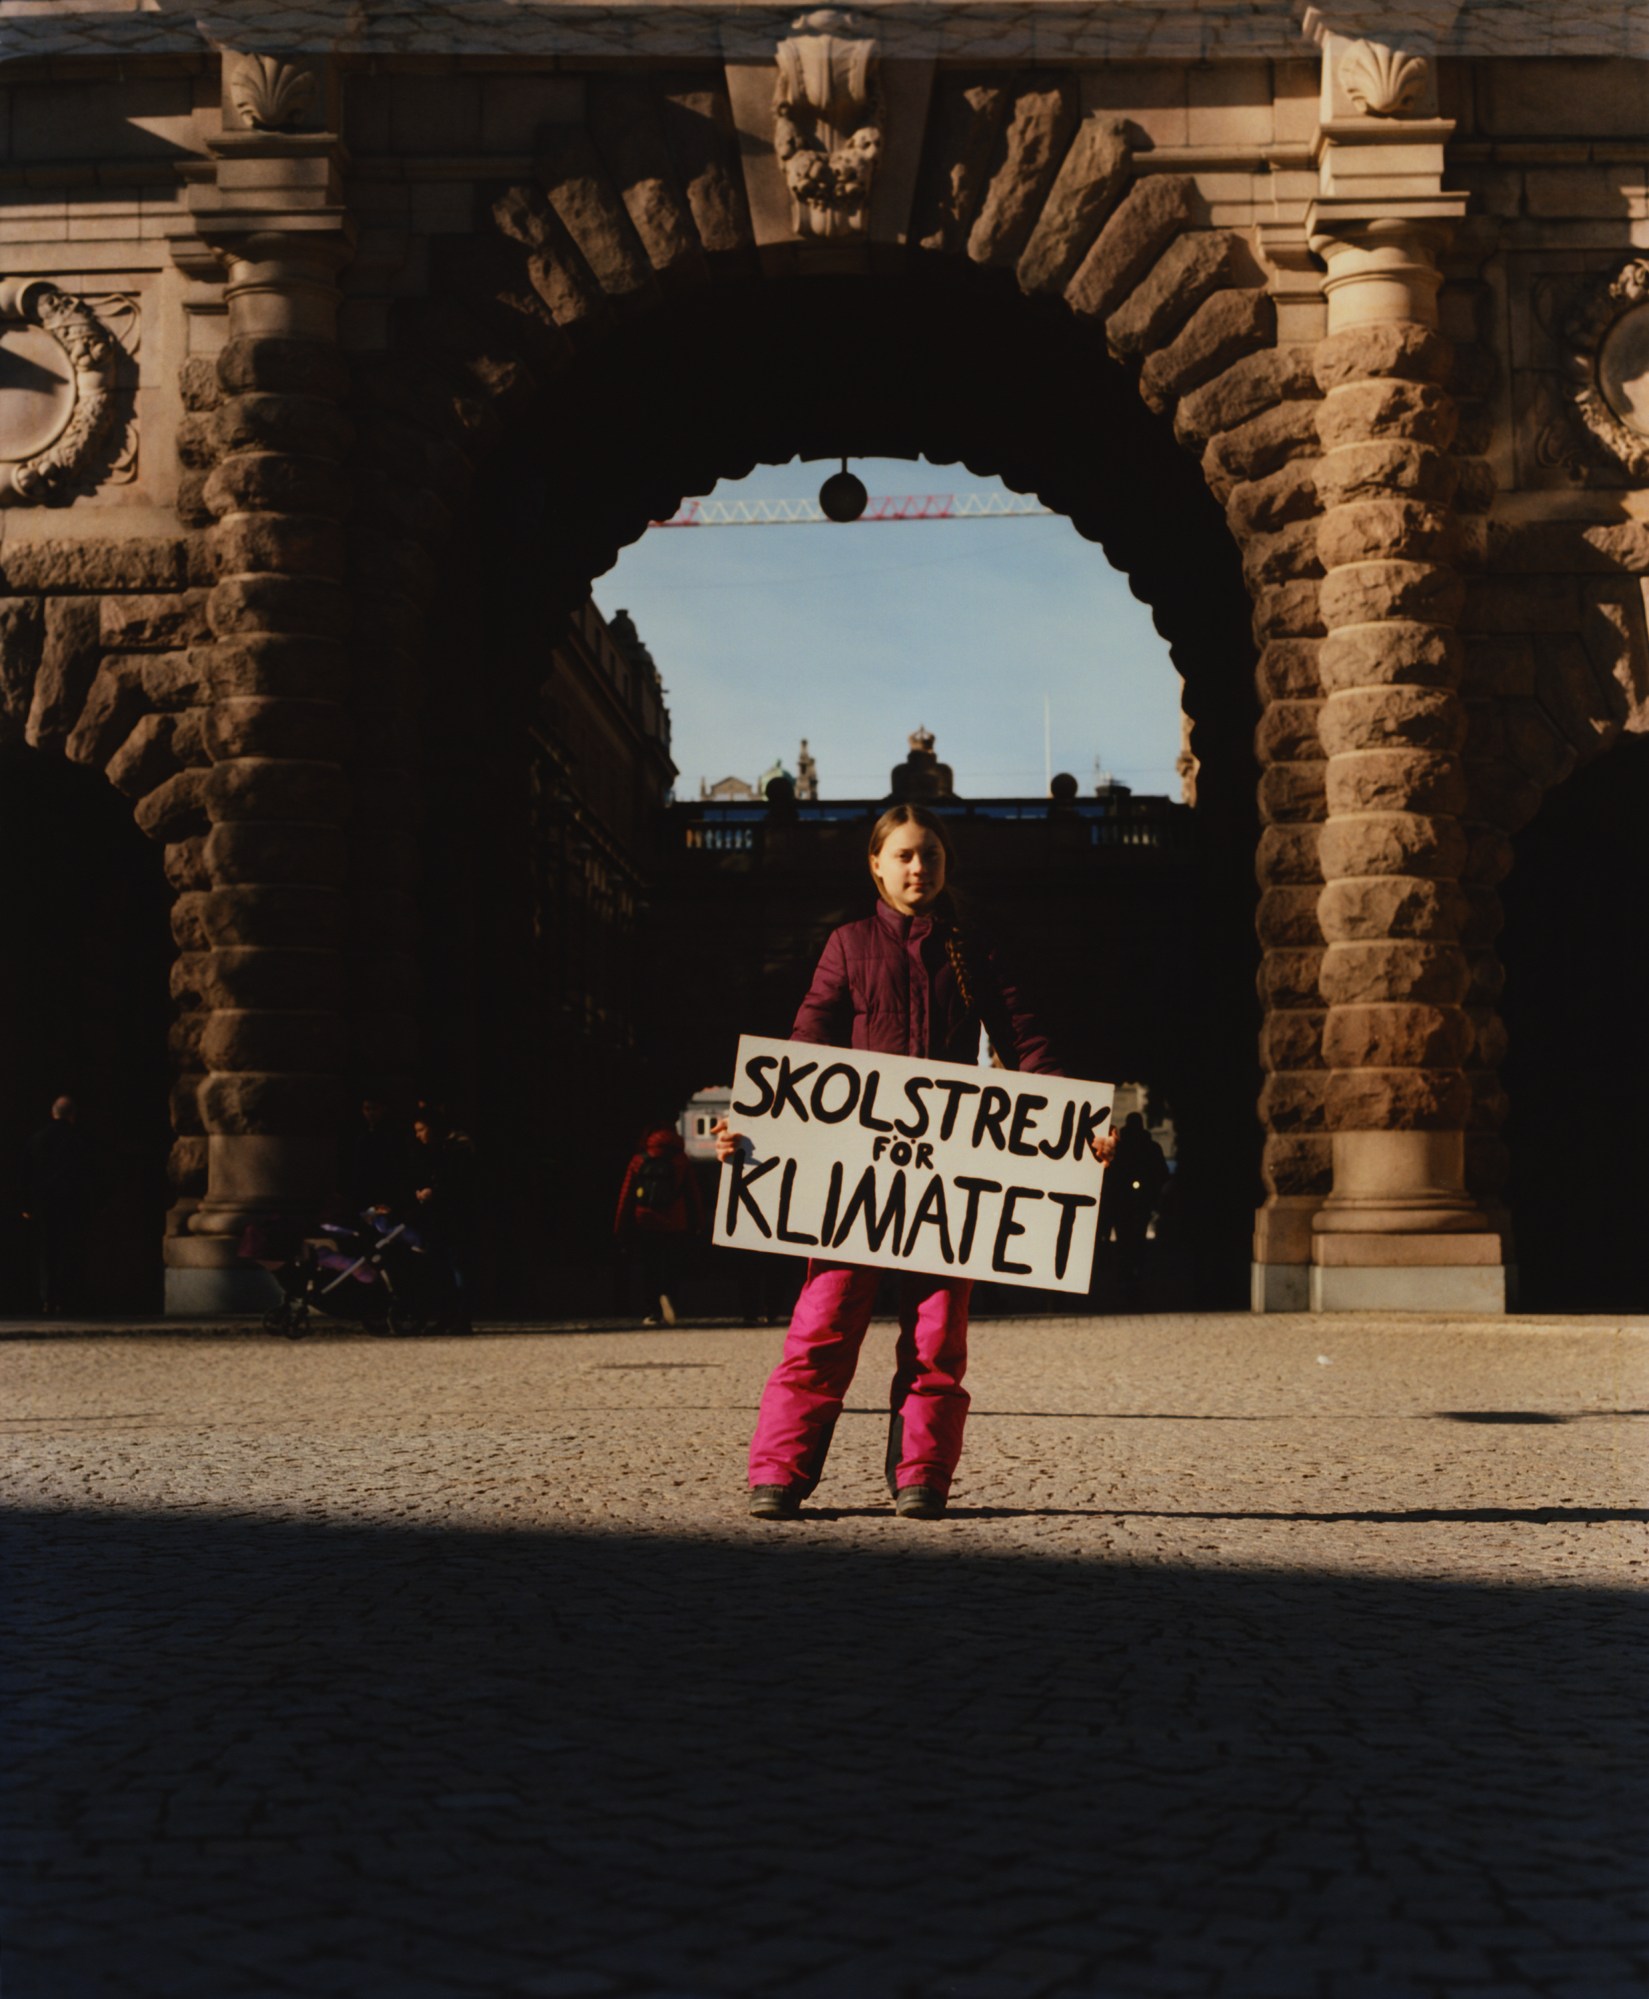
[0,745,173,1314]
[395,260,1263,1307]
[1499,734,1649,1311]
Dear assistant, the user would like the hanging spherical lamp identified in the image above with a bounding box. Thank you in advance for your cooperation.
[819,458,868,522]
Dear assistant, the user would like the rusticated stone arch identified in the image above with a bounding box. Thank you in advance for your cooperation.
[481,261,1267,1201]
[0,741,174,1309]
[399,84,1326,1237]
[162,58,1648,1309]
[275,71,1340,1296]
[0,534,220,1239]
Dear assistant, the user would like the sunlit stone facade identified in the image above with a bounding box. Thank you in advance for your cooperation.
[1,3,1645,1311]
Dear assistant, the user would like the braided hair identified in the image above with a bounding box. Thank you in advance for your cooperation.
[868,803,999,1061]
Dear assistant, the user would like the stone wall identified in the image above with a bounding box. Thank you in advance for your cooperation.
[0,18,1645,1309]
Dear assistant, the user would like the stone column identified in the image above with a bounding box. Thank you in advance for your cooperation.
[165,82,356,1311]
[1305,216,1504,1310]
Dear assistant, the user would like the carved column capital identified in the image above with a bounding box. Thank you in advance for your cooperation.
[177,224,355,347]
[1300,10,1467,333]
[212,224,356,343]
[1306,213,1456,331]
[175,51,354,340]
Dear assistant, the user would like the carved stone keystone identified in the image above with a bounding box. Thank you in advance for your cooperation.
[772,9,884,240]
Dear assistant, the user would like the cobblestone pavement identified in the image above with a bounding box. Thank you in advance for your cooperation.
[2,1310,1646,1999]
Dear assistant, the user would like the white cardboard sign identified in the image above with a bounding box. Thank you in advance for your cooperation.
[713,1034,1113,1294]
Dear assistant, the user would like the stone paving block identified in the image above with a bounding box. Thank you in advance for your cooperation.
[325,1977,484,1999]
[583,1941,742,1982]
[504,1975,621,1997]
[129,1958,258,1998]
[1214,1975,1317,1999]
[1509,1948,1649,1983]
[977,1944,1092,1982]
[935,1975,1064,1999]
[1082,1966,1212,1994]
[677,1961,805,1996]
[781,1955,941,1999]
[1454,1989,1568,1999]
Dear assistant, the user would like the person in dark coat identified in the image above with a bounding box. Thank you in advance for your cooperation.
[716,802,1116,1522]
[614,1125,705,1325]
[20,1096,93,1315]
[410,1114,477,1298]
[1102,1110,1169,1298]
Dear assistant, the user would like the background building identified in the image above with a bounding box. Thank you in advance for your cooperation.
[700,740,817,804]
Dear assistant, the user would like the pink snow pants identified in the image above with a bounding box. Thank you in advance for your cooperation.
[747,1259,972,1497]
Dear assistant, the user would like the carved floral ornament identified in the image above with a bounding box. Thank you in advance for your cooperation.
[773,9,883,241]
[228,52,317,132]
[0,279,129,506]
[1563,259,1649,481]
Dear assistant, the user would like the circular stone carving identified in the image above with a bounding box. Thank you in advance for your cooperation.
[0,322,75,461]
[0,277,122,505]
[1597,307,1649,431]
[1565,259,1649,479]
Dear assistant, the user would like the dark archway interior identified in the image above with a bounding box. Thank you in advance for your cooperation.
[409,262,1261,1310]
[1501,732,1649,1311]
[0,746,172,1313]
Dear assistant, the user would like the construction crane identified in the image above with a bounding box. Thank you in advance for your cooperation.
[651,492,1053,528]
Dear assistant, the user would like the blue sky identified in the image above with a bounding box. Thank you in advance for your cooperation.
[591,456,1184,803]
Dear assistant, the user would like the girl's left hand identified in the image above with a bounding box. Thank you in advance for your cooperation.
[1091,1132,1118,1165]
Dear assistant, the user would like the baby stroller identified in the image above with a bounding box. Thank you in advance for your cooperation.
[245,1210,471,1339]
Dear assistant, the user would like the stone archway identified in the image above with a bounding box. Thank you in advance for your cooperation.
[170,46,1503,1311]
[0,744,172,1312]
[409,83,1555,1313]
[0,557,214,1307]
[414,259,1268,1304]
[163,42,1535,1313]
[1498,733,1649,1310]
[384,214,1284,1305]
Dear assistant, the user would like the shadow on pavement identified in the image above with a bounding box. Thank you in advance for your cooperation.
[3,1507,1645,1999]
[823,1505,1649,1526]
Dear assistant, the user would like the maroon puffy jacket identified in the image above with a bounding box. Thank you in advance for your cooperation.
[614,1128,705,1238]
[791,898,1061,1074]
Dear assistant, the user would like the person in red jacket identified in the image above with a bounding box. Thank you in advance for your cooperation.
[716,802,1114,1522]
[614,1125,704,1325]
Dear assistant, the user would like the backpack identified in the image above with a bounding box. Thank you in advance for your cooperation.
[634,1153,677,1212]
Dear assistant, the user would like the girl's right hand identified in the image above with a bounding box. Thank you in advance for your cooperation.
[711,1117,744,1164]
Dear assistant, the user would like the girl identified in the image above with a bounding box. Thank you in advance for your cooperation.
[715,801,1113,1523]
